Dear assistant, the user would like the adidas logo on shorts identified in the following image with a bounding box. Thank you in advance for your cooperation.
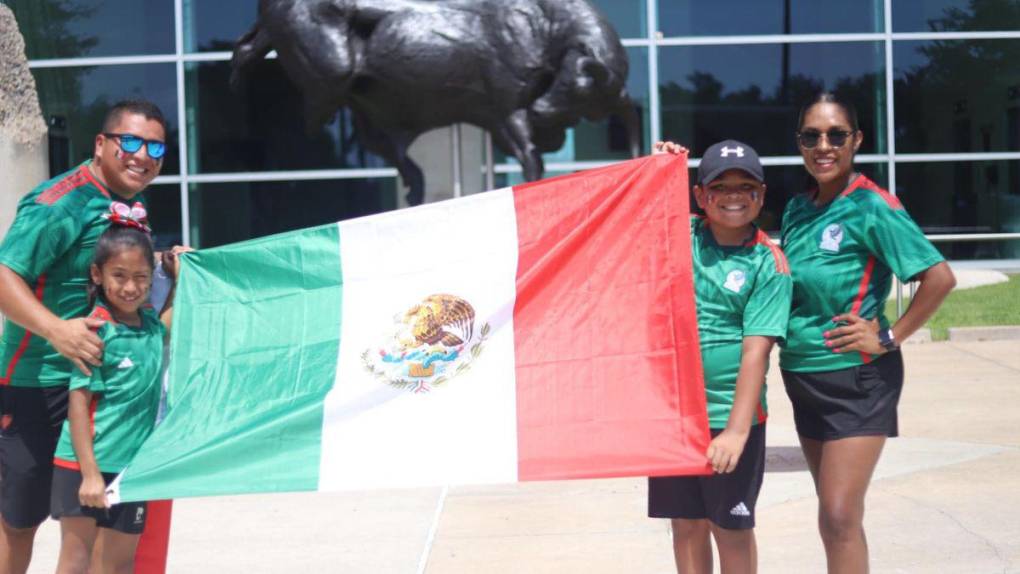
[730,502,751,517]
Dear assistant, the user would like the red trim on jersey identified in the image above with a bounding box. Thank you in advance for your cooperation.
[53,457,81,470]
[756,403,767,424]
[0,274,47,385]
[841,174,903,210]
[35,165,109,206]
[78,164,111,199]
[850,256,877,364]
[36,168,89,206]
[745,230,790,274]
[89,305,114,324]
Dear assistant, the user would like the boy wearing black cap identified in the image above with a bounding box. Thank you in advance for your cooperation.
[649,140,792,574]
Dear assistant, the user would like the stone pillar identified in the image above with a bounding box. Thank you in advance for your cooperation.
[1,4,49,331]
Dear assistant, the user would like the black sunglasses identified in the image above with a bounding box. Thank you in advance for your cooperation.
[103,133,167,160]
[796,129,856,149]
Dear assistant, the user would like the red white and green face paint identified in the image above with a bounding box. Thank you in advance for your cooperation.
[694,169,766,243]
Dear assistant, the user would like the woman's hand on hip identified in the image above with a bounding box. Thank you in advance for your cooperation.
[824,313,885,355]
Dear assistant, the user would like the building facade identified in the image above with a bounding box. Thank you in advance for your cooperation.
[3,0,1019,261]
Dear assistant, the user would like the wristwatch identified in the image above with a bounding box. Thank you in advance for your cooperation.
[878,328,899,352]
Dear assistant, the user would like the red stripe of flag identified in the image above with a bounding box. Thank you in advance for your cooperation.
[512,154,711,480]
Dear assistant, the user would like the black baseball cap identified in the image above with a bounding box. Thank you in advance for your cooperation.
[696,140,764,185]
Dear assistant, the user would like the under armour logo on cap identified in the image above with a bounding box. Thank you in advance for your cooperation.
[696,139,764,185]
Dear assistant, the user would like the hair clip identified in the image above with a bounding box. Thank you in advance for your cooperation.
[104,201,151,233]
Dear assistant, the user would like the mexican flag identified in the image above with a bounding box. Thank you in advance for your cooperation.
[108,154,710,504]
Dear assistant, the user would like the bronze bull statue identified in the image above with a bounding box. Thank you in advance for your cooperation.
[231,0,641,205]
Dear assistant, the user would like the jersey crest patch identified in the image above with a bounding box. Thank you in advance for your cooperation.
[819,223,845,252]
[723,269,747,293]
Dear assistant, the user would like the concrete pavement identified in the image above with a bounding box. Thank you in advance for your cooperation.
[28,340,1020,573]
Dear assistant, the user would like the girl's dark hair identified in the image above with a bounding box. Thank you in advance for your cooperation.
[797,91,860,131]
[87,224,156,307]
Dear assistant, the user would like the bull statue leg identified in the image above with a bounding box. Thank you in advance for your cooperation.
[497,109,545,182]
[353,112,424,205]
[230,23,273,91]
[616,88,642,158]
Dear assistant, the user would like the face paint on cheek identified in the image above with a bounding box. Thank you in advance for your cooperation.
[750,191,759,202]
[114,149,123,160]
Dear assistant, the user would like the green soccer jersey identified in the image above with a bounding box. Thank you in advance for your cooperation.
[0,162,144,387]
[53,304,165,474]
[778,174,944,373]
[690,216,793,429]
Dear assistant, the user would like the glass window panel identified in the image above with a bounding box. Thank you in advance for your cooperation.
[590,0,646,39]
[493,46,650,166]
[186,60,391,173]
[186,0,258,52]
[30,64,180,176]
[141,184,183,250]
[892,0,1020,33]
[4,0,173,59]
[188,178,398,248]
[896,160,1020,260]
[894,39,1020,154]
[659,42,886,157]
[657,0,882,37]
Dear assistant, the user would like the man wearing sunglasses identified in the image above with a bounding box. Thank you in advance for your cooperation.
[0,100,166,574]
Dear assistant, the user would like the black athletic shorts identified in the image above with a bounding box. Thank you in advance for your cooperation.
[0,385,69,529]
[648,423,766,530]
[781,350,904,441]
[50,466,148,535]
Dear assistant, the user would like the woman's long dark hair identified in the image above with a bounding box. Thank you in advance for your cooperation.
[797,91,860,132]
[87,224,156,308]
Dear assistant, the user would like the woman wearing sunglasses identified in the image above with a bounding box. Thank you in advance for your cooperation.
[779,92,955,573]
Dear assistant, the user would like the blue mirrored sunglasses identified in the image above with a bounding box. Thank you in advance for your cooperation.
[103,133,166,160]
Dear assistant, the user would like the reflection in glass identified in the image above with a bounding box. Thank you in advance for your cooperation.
[895,39,1020,154]
[659,42,885,157]
[589,0,645,38]
[142,184,183,250]
[185,61,390,174]
[892,0,1020,33]
[186,1,258,52]
[657,0,882,37]
[896,161,1020,260]
[494,47,650,165]
[5,0,173,59]
[30,64,180,176]
[188,179,398,248]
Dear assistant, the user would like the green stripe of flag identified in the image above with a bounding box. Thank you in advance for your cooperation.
[116,223,343,502]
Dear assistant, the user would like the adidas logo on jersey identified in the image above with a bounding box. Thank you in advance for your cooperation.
[730,502,751,517]
[117,357,135,369]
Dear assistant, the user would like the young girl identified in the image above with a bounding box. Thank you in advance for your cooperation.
[48,203,180,574]
[779,92,956,572]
